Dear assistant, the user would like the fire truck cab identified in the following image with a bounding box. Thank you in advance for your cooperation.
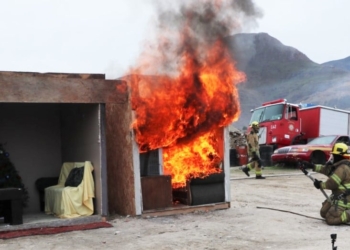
[249,99,304,151]
[248,98,350,166]
[249,98,350,151]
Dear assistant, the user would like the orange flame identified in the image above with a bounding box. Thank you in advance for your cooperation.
[163,128,223,189]
[129,41,244,187]
[127,1,246,188]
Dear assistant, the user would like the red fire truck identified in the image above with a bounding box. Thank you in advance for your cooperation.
[248,99,350,163]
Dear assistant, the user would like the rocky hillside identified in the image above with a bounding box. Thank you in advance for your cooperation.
[322,56,350,72]
[226,33,350,129]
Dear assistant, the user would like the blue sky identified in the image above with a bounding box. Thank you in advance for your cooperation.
[1,0,349,78]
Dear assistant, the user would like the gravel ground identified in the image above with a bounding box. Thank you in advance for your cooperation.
[1,166,349,250]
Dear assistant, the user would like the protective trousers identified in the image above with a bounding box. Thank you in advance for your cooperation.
[320,199,350,225]
[247,152,263,177]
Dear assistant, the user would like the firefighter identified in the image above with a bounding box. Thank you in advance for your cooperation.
[305,142,350,225]
[241,121,265,179]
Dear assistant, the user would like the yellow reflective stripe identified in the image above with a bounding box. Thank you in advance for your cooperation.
[341,211,348,223]
[321,182,326,189]
[336,200,350,209]
[314,165,322,172]
[330,174,341,185]
[338,184,350,190]
[255,170,262,175]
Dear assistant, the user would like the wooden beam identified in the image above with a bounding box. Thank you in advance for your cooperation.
[0,71,106,79]
[141,202,230,218]
[0,72,127,104]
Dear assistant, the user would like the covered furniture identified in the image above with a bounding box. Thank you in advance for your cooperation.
[45,161,95,219]
[0,188,23,225]
[35,177,59,211]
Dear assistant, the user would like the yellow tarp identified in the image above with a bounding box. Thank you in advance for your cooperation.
[44,161,95,219]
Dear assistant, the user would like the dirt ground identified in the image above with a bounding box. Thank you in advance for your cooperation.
[1,166,350,250]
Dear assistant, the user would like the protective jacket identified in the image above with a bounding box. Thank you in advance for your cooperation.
[246,131,259,157]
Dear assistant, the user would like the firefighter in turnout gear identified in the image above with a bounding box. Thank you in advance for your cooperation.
[241,121,265,179]
[304,142,350,225]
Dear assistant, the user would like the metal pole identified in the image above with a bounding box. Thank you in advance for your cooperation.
[298,162,331,202]
[305,171,330,202]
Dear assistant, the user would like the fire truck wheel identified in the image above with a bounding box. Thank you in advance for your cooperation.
[310,151,326,164]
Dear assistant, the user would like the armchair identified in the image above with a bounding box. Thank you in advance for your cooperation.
[44,161,95,218]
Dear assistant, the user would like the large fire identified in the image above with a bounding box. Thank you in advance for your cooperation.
[163,128,223,188]
[126,0,257,188]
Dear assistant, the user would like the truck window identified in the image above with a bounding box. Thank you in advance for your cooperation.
[250,108,264,124]
[286,105,298,120]
[250,104,284,124]
[308,135,337,145]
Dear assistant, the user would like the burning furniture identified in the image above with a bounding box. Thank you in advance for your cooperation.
[173,172,225,206]
[132,125,232,215]
[138,145,227,211]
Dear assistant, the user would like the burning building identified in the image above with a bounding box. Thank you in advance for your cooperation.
[120,0,261,215]
[0,0,262,226]
[0,69,233,223]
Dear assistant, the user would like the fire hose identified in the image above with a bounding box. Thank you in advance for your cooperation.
[298,161,331,202]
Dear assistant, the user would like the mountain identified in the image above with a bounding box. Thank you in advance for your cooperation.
[322,56,350,72]
[226,33,350,130]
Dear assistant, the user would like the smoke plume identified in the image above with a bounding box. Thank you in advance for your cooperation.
[132,0,262,76]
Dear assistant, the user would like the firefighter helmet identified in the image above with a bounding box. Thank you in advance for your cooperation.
[251,121,259,128]
[331,143,348,155]
[250,121,259,133]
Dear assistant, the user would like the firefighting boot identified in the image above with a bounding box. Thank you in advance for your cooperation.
[256,175,266,179]
[241,165,250,177]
